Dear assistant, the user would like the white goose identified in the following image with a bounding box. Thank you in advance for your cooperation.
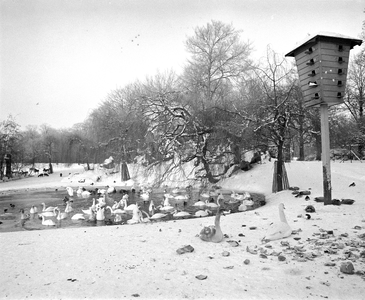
[127,205,142,224]
[262,203,292,243]
[41,215,56,226]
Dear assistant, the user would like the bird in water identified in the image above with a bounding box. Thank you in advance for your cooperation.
[262,203,292,243]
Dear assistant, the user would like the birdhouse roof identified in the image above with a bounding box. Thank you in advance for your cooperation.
[285,31,363,57]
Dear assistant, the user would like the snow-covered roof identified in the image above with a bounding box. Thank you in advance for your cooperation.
[285,31,363,57]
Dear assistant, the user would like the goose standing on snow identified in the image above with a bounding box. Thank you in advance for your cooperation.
[199,208,224,243]
[262,203,292,243]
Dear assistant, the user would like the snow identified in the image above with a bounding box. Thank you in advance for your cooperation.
[0,160,364,299]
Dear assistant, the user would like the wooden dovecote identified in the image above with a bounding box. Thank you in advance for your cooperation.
[285,32,362,108]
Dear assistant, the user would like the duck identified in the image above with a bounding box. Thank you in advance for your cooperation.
[71,213,85,220]
[199,208,224,243]
[65,201,74,213]
[41,215,56,226]
[194,209,211,217]
[56,208,68,220]
[66,187,74,197]
[41,203,56,212]
[262,203,292,243]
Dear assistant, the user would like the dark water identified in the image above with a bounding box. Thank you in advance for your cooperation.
[0,187,265,233]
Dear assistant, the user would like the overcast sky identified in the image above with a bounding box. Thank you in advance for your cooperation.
[1,0,364,129]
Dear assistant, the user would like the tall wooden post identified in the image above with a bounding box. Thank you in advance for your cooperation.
[286,32,362,205]
[320,104,331,204]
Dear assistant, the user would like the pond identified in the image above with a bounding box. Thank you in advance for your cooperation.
[0,186,266,233]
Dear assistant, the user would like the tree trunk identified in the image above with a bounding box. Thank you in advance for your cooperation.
[315,134,321,160]
[276,141,284,191]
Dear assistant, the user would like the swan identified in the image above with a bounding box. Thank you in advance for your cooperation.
[149,212,167,220]
[127,205,142,224]
[56,208,68,220]
[96,207,105,221]
[107,186,116,194]
[29,206,38,214]
[41,203,56,212]
[106,206,126,215]
[112,201,120,210]
[194,209,211,217]
[172,210,191,218]
[174,194,188,203]
[97,188,106,195]
[158,205,175,213]
[205,199,219,209]
[262,203,292,243]
[66,187,74,197]
[149,200,156,216]
[199,208,224,243]
[200,192,210,198]
[140,191,150,202]
[238,203,247,211]
[88,209,96,223]
[65,201,73,213]
[243,199,254,206]
[39,207,58,217]
[96,196,106,208]
[124,204,138,213]
[193,200,206,208]
[81,190,91,197]
[76,187,83,195]
[20,209,30,226]
[71,213,85,220]
[41,215,56,226]
[171,188,182,194]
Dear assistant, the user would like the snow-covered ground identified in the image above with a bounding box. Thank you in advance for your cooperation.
[0,160,364,299]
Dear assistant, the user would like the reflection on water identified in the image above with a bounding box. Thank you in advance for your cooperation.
[0,187,265,233]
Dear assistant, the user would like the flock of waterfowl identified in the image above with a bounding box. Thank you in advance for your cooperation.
[1,185,257,230]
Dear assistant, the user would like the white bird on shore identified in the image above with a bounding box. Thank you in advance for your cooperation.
[262,203,292,243]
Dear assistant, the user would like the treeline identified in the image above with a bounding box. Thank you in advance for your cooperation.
[1,21,364,185]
